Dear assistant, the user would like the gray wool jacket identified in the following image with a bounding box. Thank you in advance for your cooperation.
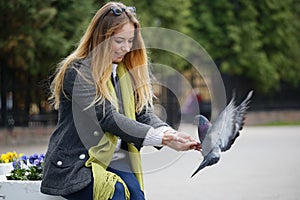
[40,59,169,196]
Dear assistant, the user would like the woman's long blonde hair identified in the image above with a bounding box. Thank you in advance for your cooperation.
[49,2,152,113]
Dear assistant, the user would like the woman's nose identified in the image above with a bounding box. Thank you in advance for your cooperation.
[121,42,131,52]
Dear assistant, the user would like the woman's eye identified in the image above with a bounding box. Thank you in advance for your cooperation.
[115,40,123,44]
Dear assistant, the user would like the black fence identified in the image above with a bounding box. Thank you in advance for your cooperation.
[222,74,300,111]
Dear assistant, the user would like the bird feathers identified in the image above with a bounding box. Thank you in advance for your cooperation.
[191,90,253,177]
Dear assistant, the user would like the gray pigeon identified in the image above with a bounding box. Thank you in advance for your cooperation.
[191,90,253,177]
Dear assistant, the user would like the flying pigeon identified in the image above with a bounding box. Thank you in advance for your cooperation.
[191,90,253,177]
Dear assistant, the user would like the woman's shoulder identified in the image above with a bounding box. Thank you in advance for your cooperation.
[65,58,90,76]
[68,58,92,75]
[71,58,91,68]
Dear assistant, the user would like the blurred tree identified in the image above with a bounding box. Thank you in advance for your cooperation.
[255,0,300,90]
[121,0,192,72]
[0,1,93,74]
[0,0,96,125]
[189,0,300,93]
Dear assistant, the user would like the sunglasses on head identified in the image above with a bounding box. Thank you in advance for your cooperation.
[103,6,136,18]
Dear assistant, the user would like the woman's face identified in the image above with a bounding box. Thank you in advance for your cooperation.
[112,22,135,63]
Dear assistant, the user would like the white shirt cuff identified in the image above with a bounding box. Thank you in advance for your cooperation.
[143,126,176,146]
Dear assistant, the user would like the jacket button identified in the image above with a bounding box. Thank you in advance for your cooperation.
[79,154,86,160]
[93,131,100,136]
[57,161,63,166]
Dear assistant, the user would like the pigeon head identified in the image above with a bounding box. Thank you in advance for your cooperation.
[194,115,211,143]
[194,115,210,133]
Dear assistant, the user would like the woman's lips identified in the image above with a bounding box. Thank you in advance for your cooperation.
[115,53,125,59]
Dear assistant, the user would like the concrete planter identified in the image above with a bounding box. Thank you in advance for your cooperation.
[0,163,13,176]
[0,176,64,200]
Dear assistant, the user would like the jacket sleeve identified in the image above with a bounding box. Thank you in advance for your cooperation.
[65,61,153,149]
[95,101,152,149]
[135,106,170,129]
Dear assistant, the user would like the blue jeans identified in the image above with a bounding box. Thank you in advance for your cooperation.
[108,158,145,200]
[62,179,93,200]
[62,159,145,200]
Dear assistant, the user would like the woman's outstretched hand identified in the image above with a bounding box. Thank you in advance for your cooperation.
[162,131,201,151]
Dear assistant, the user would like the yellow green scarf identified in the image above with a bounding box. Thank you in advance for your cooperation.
[85,63,144,200]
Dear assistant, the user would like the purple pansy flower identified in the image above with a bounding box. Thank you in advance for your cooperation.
[21,155,27,164]
[12,161,21,169]
[29,153,38,165]
[34,159,41,166]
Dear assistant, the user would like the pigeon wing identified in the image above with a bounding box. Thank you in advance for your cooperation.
[222,90,253,152]
[201,96,236,156]
[201,91,252,153]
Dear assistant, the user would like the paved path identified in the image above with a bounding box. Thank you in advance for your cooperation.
[1,125,300,200]
[143,125,300,200]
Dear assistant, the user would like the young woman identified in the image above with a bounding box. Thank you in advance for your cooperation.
[40,2,201,200]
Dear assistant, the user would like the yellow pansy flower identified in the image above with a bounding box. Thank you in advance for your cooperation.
[1,151,23,163]
[6,152,13,161]
[1,154,7,162]
[13,151,18,158]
